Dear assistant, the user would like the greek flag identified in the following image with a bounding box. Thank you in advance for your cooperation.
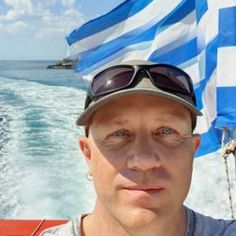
[66,0,236,157]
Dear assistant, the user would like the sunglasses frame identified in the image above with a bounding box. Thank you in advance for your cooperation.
[85,63,196,109]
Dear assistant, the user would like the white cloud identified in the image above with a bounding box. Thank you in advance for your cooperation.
[0,0,85,39]
[4,0,34,20]
[0,20,31,34]
[35,7,84,39]
[61,0,76,7]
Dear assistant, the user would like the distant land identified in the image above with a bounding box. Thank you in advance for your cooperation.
[47,58,78,69]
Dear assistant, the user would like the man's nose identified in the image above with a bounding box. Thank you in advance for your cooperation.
[126,136,162,172]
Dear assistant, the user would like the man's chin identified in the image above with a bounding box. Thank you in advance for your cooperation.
[115,206,162,230]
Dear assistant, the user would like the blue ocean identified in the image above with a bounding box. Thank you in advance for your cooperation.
[0,60,95,219]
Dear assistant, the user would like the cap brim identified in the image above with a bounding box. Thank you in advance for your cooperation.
[76,87,202,126]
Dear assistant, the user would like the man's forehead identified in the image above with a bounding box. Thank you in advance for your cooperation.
[91,95,191,125]
[93,113,189,126]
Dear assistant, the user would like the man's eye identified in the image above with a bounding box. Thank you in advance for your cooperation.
[112,130,130,137]
[156,127,175,135]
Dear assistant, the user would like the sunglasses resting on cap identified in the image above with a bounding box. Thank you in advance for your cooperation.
[76,60,202,127]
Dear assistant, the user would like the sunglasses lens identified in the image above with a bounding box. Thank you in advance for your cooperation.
[92,67,134,95]
[149,67,191,94]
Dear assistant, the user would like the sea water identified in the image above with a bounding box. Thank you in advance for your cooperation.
[0,61,235,220]
[0,61,95,219]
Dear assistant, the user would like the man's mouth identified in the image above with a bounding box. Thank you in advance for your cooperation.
[123,185,164,195]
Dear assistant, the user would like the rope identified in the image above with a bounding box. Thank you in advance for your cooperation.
[234,149,236,183]
[221,128,235,219]
[31,219,45,236]
[233,129,236,182]
[221,128,232,158]
[223,155,235,219]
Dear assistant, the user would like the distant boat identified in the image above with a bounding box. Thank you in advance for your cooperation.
[47,58,78,69]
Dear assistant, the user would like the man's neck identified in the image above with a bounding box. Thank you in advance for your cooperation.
[82,202,187,236]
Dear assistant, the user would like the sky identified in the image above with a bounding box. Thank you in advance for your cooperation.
[0,0,124,60]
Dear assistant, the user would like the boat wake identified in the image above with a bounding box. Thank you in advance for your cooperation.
[0,74,95,219]
[0,104,21,218]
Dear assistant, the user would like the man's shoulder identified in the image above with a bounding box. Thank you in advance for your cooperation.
[39,216,81,236]
[186,208,236,236]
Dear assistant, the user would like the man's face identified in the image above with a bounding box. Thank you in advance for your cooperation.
[80,94,200,230]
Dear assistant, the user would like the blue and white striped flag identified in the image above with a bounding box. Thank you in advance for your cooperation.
[66,0,236,157]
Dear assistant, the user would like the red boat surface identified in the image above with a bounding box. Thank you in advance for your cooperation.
[0,219,68,236]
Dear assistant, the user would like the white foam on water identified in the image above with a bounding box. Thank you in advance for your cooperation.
[0,74,95,219]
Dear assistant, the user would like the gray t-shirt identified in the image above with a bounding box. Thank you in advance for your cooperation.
[40,208,236,236]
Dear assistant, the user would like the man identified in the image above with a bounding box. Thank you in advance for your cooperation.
[41,60,236,235]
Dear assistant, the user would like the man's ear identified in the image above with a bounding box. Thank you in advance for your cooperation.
[192,134,201,154]
[79,137,91,162]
